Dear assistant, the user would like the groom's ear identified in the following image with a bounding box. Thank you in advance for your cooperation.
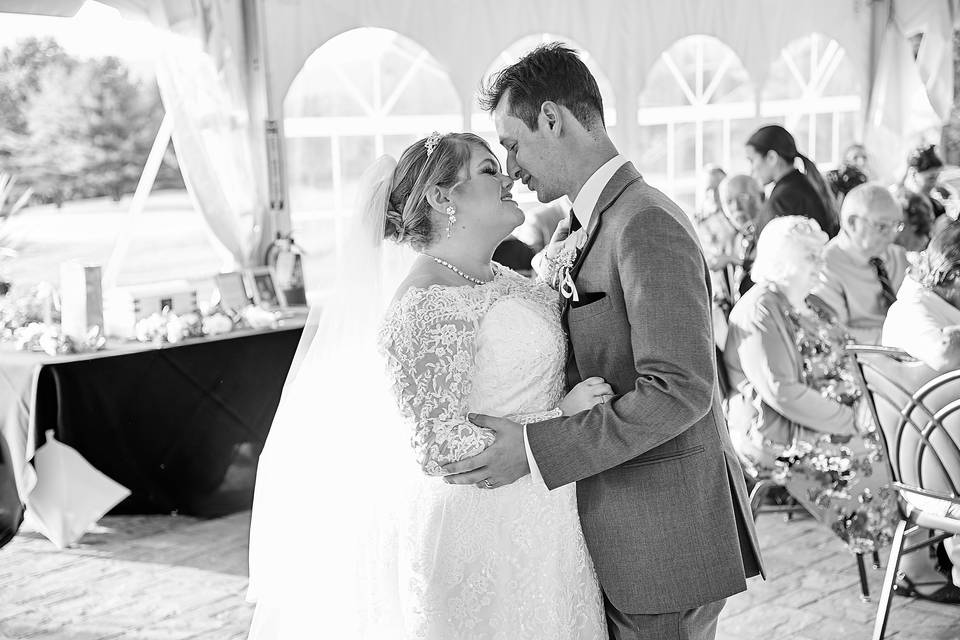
[539,101,563,138]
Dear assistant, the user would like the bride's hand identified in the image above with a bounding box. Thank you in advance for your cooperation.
[559,376,614,415]
[549,217,572,245]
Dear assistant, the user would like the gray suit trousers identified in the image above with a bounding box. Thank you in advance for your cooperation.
[605,593,726,640]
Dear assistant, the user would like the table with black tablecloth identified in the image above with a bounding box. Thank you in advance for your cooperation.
[0,323,303,528]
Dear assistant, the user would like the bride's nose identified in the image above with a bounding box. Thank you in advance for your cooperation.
[500,173,515,190]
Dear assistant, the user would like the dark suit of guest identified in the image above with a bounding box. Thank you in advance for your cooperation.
[766,169,837,237]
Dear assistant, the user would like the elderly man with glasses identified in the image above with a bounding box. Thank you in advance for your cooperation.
[809,183,909,343]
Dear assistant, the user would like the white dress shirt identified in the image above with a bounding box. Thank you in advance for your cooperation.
[811,231,909,344]
[882,276,960,371]
[523,154,629,486]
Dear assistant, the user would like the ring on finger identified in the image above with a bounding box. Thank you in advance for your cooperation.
[482,479,494,489]
[600,394,607,404]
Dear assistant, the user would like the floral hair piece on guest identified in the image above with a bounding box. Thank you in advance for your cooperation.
[907,144,944,173]
[424,131,444,157]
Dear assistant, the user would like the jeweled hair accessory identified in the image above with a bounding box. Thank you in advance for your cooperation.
[424,131,443,157]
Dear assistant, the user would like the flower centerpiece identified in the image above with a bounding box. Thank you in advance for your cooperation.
[131,302,279,346]
[0,283,106,355]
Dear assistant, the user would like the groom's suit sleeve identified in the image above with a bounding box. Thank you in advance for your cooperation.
[527,205,717,488]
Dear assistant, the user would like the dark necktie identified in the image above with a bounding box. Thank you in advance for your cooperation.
[869,256,897,311]
[569,208,582,232]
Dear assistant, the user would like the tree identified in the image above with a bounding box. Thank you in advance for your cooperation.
[19,63,91,205]
[0,37,75,188]
[0,37,73,135]
[76,57,157,200]
[4,40,185,205]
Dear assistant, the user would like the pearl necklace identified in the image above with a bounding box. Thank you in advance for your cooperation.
[423,254,492,286]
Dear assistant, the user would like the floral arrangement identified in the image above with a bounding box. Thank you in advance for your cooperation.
[134,309,208,344]
[131,304,278,346]
[0,283,104,355]
[1,283,59,338]
[2,281,284,353]
[12,322,105,356]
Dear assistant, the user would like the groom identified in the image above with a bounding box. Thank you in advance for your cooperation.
[443,44,764,639]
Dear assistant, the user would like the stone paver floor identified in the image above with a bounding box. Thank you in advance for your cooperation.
[1,511,959,639]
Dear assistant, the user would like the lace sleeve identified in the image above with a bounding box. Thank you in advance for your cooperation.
[380,287,495,475]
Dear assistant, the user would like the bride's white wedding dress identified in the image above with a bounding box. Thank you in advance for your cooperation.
[246,156,602,639]
[379,264,605,639]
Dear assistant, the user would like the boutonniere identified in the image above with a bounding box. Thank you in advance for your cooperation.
[540,228,588,301]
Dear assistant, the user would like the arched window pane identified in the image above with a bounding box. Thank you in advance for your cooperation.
[638,35,758,213]
[761,33,862,166]
[283,28,461,296]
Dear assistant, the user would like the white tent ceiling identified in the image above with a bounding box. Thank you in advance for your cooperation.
[0,0,955,248]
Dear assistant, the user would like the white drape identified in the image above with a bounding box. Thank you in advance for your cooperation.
[864,11,944,183]
[153,1,268,269]
[894,0,954,122]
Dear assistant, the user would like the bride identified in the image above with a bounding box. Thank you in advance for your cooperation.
[247,132,608,639]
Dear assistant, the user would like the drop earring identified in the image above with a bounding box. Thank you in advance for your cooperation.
[446,205,457,237]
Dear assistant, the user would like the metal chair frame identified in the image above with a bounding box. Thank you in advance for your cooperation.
[847,344,960,639]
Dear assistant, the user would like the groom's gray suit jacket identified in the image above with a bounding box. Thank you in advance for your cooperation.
[529,162,764,615]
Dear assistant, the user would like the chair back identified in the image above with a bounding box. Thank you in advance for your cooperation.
[848,345,960,500]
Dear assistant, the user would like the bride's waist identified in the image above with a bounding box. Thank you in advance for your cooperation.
[466,389,564,417]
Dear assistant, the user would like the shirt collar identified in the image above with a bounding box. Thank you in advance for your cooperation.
[571,154,628,231]
[836,228,891,263]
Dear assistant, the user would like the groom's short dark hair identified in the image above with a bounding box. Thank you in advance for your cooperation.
[479,42,605,132]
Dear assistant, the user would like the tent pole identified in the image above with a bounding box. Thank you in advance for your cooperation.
[245,0,291,243]
[864,0,891,131]
[102,111,173,290]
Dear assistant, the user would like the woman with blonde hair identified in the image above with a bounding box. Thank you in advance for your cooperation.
[725,216,896,552]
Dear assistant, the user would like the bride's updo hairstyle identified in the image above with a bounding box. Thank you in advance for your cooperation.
[385,132,493,250]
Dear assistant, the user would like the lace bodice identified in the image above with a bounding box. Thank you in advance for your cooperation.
[380,264,567,475]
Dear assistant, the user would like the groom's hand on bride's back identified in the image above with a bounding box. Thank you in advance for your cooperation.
[442,415,528,488]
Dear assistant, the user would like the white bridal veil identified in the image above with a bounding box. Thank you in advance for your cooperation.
[247,156,418,638]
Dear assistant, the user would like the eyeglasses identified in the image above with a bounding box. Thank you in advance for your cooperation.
[853,216,905,234]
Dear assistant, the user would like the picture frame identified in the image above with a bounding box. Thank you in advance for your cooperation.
[215,271,251,312]
[244,267,284,309]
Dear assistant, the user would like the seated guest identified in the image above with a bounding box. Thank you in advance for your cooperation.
[745,124,839,237]
[694,167,740,337]
[698,163,727,219]
[881,220,960,601]
[883,221,960,371]
[694,165,735,259]
[825,163,867,211]
[716,174,765,299]
[903,144,953,237]
[894,191,935,254]
[843,142,872,178]
[725,216,896,550]
[810,183,909,344]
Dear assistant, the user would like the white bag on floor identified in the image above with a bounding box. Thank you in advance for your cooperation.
[25,431,130,548]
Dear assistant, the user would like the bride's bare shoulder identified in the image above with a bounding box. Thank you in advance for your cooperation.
[390,261,462,306]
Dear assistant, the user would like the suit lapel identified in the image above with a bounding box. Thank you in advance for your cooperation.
[562,163,643,316]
